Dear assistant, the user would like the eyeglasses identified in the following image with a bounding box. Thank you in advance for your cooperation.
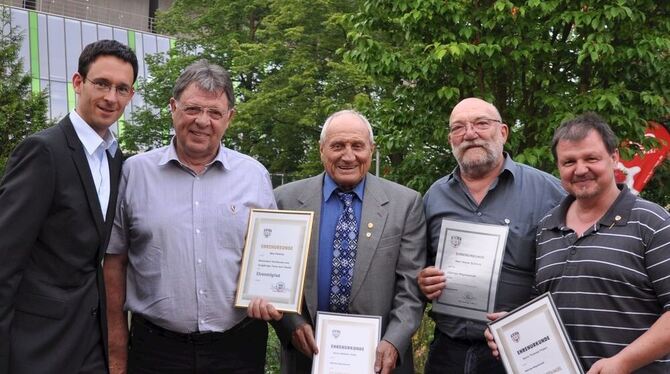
[449,118,502,137]
[84,78,133,97]
[175,102,231,121]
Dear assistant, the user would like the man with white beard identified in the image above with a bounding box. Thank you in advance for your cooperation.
[417,98,565,374]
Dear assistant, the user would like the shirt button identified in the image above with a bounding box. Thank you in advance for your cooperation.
[199,289,204,294]
[195,201,199,206]
[197,258,203,264]
[200,319,205,324]
[570,249,576,255]
[196,229,201,234]
[476,212,482,216]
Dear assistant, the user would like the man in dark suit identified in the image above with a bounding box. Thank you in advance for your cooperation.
[263,110,426,374]
[0,40,137,374]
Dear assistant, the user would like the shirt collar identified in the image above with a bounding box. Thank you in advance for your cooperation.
[159,136,228,169]
[544,184,633,230]
[323,173,366,202]
[70,110,118,157]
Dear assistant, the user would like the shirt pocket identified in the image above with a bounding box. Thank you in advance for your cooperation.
[216,203,248,250]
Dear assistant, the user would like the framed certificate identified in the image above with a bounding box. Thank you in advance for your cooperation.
[235,209,313,313]
[312,312,382,374]
[432,219,508,321]
[488,293,584,374]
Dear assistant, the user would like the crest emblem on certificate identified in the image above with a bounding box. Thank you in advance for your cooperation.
[511,331,520,343]
[450,235,462,248]
[332,329,341,338]
[263,228,272,238]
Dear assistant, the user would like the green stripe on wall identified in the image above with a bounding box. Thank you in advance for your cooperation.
[67,84,75,112]
[128,30,136,51]
[28,11,40,94]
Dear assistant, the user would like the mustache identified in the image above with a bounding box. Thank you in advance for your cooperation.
[460,141,489,150]
[571,175,595,183]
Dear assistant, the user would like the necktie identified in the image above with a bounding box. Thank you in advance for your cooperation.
[329,191,358,313]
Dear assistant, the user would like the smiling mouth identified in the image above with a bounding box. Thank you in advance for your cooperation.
[190,130,210,137]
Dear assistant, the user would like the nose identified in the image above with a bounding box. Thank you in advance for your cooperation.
[574,160,589,175]
[341,146,355,161]
[194,111,210,126]
[103,88,119,102]
[462,124,479,139]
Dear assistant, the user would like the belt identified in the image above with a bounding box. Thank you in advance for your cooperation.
[132,314,255,344]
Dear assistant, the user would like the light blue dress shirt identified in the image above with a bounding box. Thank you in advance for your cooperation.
[317,173,365,311]
[107,140,277,333]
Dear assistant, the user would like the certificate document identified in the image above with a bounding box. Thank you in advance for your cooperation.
[235,209,313,313]
[432,219,508,321]
[312,312,382,374]
[489,293,584,374]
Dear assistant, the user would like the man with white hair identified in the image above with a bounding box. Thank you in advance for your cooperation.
[271,110,427,374]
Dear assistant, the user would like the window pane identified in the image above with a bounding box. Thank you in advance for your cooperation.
[49,81,68,120]
[47,15,66,81]
[65,19,82,79]
[38,14,48,80]
[98,25,112,40]
[10,8,30,74]
[82,22,97,48]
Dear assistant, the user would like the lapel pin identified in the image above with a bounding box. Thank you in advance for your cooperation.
[366,232,371,238]
[367,222,374,229]
[504,218,510,225]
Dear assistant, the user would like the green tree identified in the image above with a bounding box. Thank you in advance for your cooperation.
[124,0,373,184]
[345,0,670,197]
[0,7,49,175]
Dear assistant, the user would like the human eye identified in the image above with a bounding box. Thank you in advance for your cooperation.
[183,105,202,115]
[207,109,224,120]
[93,80,112,90]
[117,85,132,96]
[476,119,491,127]
[561,160,575,167]
[450,123,465,134]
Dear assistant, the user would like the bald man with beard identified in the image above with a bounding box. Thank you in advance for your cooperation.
[417,98,565,374]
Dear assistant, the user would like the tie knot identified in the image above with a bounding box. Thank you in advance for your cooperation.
[337,191,354,207]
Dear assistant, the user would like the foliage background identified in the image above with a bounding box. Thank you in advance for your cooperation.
[2,1,669,373]
[0,7,50,175]
[125,1,669,372]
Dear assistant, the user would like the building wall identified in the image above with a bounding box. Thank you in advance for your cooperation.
[6,5,173,136]
[1,0,174,32]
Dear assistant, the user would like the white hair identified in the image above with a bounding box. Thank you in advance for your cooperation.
[319,109,375,145]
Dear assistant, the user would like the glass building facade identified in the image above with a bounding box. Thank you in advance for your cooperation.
[6,6,172,135]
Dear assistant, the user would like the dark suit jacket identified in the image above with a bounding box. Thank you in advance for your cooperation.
[273,173,426,374]
[0,116,122,373]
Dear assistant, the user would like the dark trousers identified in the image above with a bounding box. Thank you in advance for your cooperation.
[128,315,267,374]
[424,328,506,374]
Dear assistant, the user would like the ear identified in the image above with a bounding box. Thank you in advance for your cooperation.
[72,72,84,95]
[227,108,236,122]
[169,97,177,113]
[499,122,509,142]
[611,148,620,164]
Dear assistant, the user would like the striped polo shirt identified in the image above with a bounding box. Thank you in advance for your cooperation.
[535,186,670,372]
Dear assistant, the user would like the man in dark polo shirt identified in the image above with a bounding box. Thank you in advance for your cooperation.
[533,113,670,372]
[487,112,670,373]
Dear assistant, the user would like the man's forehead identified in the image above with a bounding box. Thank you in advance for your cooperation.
[180,84,228,105]
[325,115,369,138]
[449,99,498,122]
